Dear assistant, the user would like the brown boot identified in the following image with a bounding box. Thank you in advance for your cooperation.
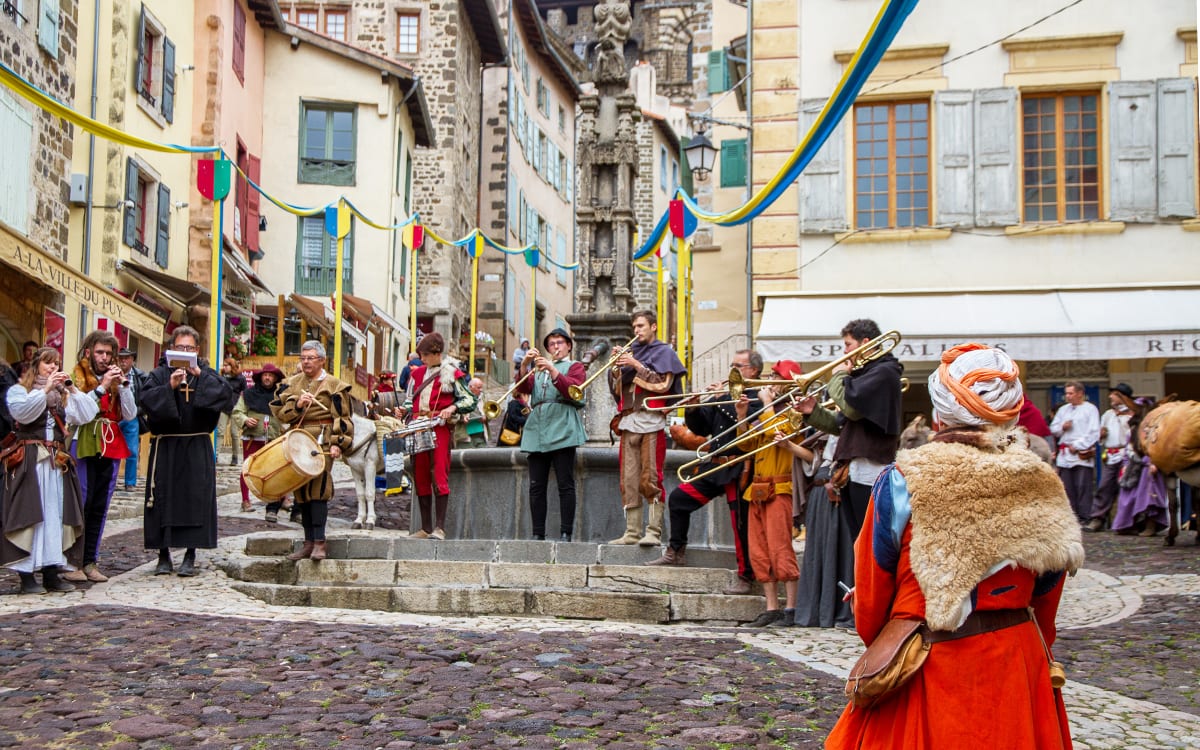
[310,541,327,561]
[1138,519,1160,537]
[287,541,315,561]
[638,503,664,547]
[609,506,643,545]
[645,546,686,567]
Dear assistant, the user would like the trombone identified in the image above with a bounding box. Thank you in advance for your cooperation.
[694,331,901,456]
[642,375,738,412]
[567,335,638,402]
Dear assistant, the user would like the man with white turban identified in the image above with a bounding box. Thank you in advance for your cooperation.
[826,343,1083,749]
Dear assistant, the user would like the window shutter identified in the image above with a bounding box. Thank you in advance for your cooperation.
[934,90,974,227]
[1108,81,1157,222]
[719,138,746,188]
[566,159,573,203]
[799,98,847,232]
[38,0,60,57]
[123,158,139,247]
[135,7,148,97]
[246,154,262,252]
[707,50,728,94]
[161,37,176,123]
[0,91,33,233]
[973,87,1018,227]
[155,184,170,268]
[1156,77,1198,219]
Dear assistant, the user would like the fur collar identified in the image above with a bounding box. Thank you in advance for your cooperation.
[72,358,101,393]
[436,358,461,393]
[897,429,1085,631]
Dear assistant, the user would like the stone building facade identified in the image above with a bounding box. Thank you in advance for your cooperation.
[0,0,79,360]
[296,0,505,348]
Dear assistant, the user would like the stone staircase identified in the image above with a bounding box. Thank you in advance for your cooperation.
[219,533,771,625]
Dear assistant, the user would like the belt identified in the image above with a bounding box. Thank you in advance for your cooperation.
[921,608,1031,643]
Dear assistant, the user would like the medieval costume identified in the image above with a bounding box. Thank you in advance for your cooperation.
[827,344,1082,750]
[403,357,474,538]
[800,347,902,626]
[271,368,355,558]
[70,356,137,580]
[141,355,237,574]
[794,434,857,629]
[3,382,97,593]
[608,336,686,546]
[1112,403,1169,536]
[232,363,286,515]
[517,328,587,541]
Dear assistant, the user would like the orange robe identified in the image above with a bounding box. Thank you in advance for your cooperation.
[826,464,1074,750]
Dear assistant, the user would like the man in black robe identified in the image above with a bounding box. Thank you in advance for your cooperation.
[141,326,236,576]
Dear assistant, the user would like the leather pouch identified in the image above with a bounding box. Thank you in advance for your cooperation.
[748,480,773,503]
[844,618,931,709]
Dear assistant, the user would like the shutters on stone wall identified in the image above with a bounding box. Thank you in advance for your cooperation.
[155,184,170,268]
[934,90,974,227]
[799,98,847,232]
[162,37,176,123]
[707,50,729,94]
[0,90,33,233]
[1108,80,1157,222]
[38,0,60,58]
[1156,77,1198,218]
[973,88,1018,227]
[123,158,139,248]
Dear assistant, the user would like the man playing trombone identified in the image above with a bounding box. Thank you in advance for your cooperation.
[646,349,762,595]
[608,310,687,546]
[794,318,903,625]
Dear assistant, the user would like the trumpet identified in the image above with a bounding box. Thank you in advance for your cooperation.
[567,335,638,402]
[483,365,539,420]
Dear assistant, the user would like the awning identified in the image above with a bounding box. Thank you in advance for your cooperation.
[222,244,272,296]
[343,293,402,332]
[756,286,1200,362]
[288,295,368,346]
[0,227,165,341]
[118,259,210,306]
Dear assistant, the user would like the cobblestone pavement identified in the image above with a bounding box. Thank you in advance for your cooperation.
[0,457,1196,748]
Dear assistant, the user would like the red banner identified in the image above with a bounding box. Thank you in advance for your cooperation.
[43,308,65,356]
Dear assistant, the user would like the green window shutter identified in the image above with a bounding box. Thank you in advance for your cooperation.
[122,159,139,247]
[135,7,147,97]
[155,183,170,268]
[707,50,728,95]
[161,37,176,123]
[719,138,747,188]
[38,0,60,57]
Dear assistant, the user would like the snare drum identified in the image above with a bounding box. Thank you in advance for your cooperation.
[242,429,326,501]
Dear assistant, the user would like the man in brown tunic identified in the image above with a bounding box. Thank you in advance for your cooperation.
[270,340,354,561]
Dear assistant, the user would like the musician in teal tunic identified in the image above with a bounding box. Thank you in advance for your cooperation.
[516,328,587,541]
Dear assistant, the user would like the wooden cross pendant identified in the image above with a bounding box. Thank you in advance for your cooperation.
[180,379,193,402]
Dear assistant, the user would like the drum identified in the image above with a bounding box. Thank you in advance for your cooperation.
[242,429,326,501]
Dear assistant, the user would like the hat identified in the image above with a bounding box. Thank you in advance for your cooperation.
[927,343,1023,427]
[252,362,284,386]
[117,348,134,357]
[1109,382,1134,399]
[771,360,803,380]
[379,370,397,380]
[542,328,573,350]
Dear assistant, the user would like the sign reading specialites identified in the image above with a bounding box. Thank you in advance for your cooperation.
[0,226,165,342]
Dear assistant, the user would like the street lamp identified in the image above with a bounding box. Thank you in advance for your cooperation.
[683,133,718,180]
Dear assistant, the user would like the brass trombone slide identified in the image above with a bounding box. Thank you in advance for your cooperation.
[482,365,539,420]
[676,406,823,483]
[567,335,638,402]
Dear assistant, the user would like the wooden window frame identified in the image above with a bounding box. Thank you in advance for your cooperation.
[397,11,419,54]
[298,101,357,186]
[295,215,355,296]
[1020,91,1102,224]
[295,7,319,32]
[853,100,931,230]
[324,9,348,42]
[232,1,246,83]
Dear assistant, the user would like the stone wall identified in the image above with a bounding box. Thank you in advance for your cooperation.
[630,121,658,313]
[1,0,79,263]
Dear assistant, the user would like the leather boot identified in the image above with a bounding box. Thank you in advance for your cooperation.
[154,549,174,575]
[645,545,686,567]
[287,541,315,561]
[416,495,434,535]
[19,572,46,595]
[42,566,76,592]
[638,503,664,546]
[310,541,328,561]
[609,505,643,544]
[1138,519,1160,537]
[177,549,198,577]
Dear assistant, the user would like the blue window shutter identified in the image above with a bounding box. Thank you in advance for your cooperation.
[135,7,148,97]
[707,50,728,94]
[123,159,139,247]
[973,88,1018,227]
[1108,80,1157,222]
[155,184,170,268]
[934,90,974,227]
[1156,78,1197,219]
[719,138,746,188]
[38,0,60,57]
[161,37,176,123]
